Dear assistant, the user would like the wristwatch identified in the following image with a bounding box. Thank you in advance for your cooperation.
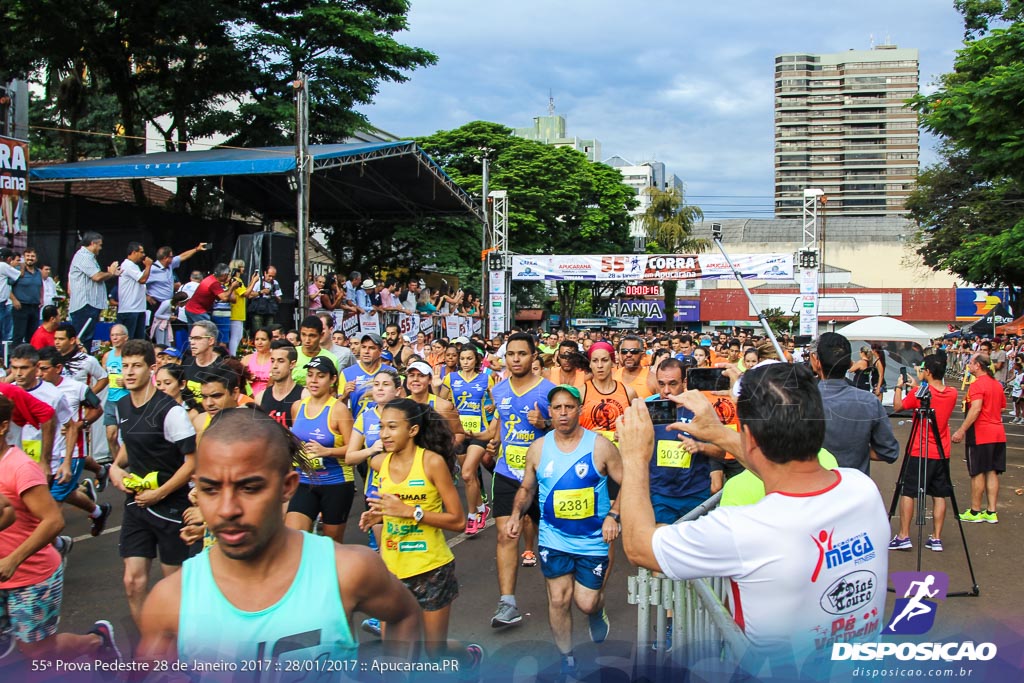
[606,511,621,523]
[413,505,425,524]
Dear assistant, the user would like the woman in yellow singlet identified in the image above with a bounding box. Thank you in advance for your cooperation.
[359,398,479,663]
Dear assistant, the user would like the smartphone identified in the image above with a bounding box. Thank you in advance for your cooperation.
[899,366,910,385]
[687,367,730,392]
[202,242,212,250]
[647,399,678,425]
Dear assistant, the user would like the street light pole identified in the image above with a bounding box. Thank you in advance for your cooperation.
[294,72,311,318]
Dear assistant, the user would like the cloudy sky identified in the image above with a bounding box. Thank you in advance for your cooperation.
[359,0,967,219]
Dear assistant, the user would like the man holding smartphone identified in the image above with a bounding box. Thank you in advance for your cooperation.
[643,359,714,523]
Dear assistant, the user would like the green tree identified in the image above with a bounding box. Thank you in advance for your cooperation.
[2,1,435,202]
[905,149,1024,311]
[640,186,707,325]
[229,1,437,146]
[904,1,1024,309]
[909,3,1024,183]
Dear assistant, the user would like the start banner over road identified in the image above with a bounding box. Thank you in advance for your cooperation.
[511,253,793,281]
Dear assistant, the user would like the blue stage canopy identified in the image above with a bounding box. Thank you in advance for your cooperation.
[31,141,481,222]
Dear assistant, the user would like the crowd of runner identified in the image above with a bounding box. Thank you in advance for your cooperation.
[0,234,1013,680]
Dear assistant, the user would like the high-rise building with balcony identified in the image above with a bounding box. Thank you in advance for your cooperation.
[774,45,919,218]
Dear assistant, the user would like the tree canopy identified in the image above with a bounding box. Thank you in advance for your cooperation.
[2,1,435,181]
[906,0,1024,310]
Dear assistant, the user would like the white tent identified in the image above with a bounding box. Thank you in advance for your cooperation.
[835,316,931,344]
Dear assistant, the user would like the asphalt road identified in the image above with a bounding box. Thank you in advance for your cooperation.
[2,383,1022,681]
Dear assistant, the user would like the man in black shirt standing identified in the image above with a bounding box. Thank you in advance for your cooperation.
[255,341,305,428]
[108,340,197,627]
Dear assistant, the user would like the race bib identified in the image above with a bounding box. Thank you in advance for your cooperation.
[23,439,41,463]
[460,415,482,434]
[307,456,324,470]
[598,429,617,445]
[553,487,595,519]
[503,444,528,472]
[656,441,692,469]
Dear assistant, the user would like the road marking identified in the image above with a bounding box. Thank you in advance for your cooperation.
[71,525,121,543]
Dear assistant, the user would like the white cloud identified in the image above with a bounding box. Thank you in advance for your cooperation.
[360,0,967,209]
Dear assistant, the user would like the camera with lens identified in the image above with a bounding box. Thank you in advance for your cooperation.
[711,222,723,241]
[914,381,931,408]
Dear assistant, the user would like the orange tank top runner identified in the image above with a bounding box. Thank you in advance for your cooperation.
[579,380,631,444]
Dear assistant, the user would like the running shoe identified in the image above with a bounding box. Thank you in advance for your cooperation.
[959,509,985,523]
[588,608,610,643]
[360,618,381,637]
[465,516,479,536]
[479,504,491,528]
[925,537,944,552]
[95,464,111,492]
[982,510,999,524]
[81,477,98,504]
[521,550,537,567]
[89,620,122,662]
[491,601,522,628]
[91,503,112,537]
[57,535,74,562]
[558,655,578,683]
[887,535,911,550]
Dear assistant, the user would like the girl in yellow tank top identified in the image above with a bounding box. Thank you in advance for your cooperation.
[359,398,467,659]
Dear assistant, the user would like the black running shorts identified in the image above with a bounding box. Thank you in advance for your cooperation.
[288,482,356,525]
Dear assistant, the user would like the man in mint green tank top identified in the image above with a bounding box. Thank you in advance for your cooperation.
[137,407,423,671]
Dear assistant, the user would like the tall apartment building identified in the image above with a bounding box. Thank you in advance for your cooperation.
[773,45,919,218]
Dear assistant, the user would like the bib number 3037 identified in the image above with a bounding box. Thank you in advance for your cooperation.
[553,487,595,519]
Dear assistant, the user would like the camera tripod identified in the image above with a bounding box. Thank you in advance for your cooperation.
[887,389,980,597]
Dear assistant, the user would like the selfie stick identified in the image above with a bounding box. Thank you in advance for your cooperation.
[710,224,786,360]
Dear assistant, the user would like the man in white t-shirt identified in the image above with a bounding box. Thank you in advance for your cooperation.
[618,363,889,675]
[117,242,154,340]
[8,345,76,483]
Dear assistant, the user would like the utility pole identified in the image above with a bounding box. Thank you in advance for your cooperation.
[481,153,490,336]
[294,72,311,318]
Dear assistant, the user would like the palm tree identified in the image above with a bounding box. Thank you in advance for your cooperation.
[640,187,707,325]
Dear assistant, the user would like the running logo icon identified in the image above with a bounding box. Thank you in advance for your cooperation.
[883,571,949,635]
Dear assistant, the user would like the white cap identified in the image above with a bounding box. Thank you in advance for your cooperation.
[407,361,433,376]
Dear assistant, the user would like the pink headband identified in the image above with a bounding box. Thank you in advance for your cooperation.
[587,341,616,360]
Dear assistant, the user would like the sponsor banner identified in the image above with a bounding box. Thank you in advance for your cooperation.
[601,299,701,322]
[511,254,792,281]
[358,312,380,336]
[489,295,506,338]
[0,136,28,251]
[418,315,433,334]
[472,318,483,335]
[341,314,359,338]
[955,288,1009,321]
[445,315,473,339]
[489,270,507,294]
[396,312,418,338]
[799,268,819,336]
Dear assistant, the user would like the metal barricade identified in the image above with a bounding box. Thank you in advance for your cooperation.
[627,490,751,677]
